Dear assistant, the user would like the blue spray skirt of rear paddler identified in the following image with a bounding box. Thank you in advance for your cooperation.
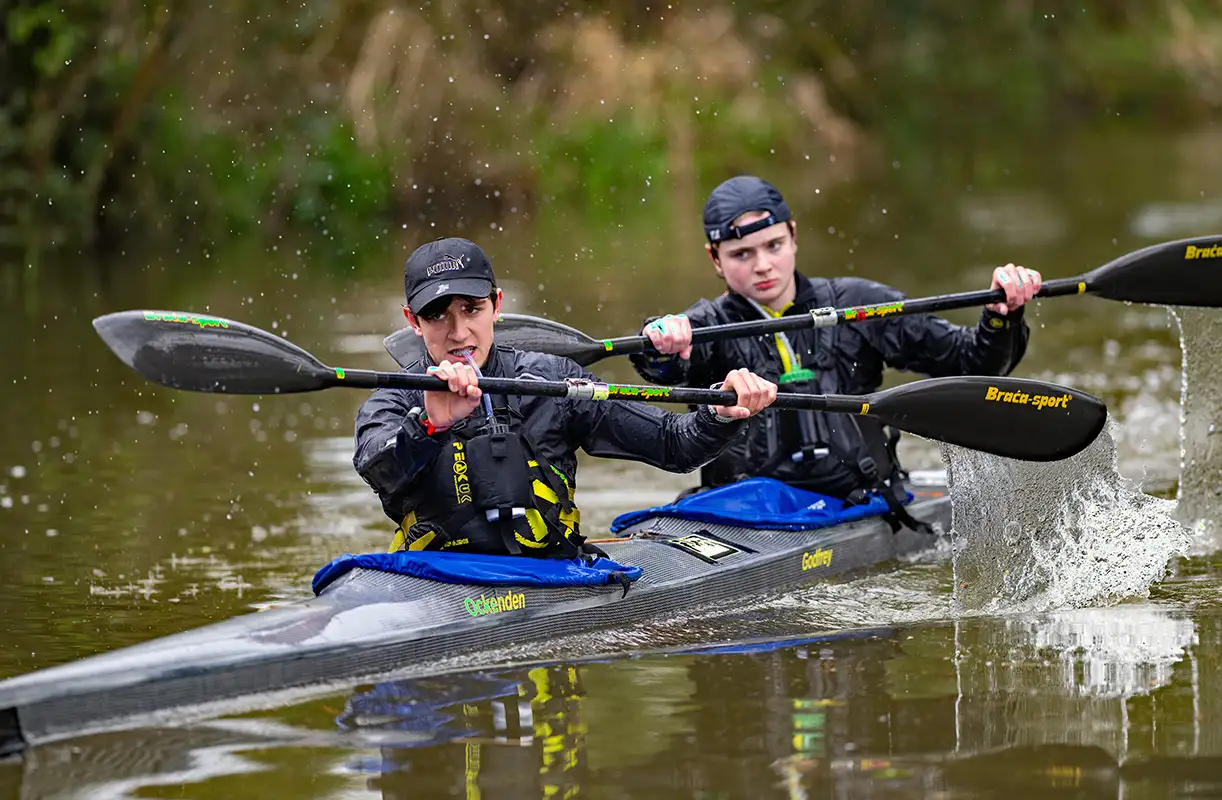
[312,478,903,593]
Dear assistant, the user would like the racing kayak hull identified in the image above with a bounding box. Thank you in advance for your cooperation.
[0,479,951,755]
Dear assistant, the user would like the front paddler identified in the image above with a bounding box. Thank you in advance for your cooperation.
[354,237,777,557]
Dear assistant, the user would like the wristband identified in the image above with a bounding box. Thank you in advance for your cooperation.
[419,410,448,436]
[704,383,739,423]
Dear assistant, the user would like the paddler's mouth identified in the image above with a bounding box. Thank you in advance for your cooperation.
[448,346,477,361]
[754,279,777,292]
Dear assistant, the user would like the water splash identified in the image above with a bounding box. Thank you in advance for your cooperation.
[1172,307,1222,544]
[944,420,1192,613]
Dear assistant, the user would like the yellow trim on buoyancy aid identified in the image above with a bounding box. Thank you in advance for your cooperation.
[388,515,414,552]
[521,460,580,550]
[387,461,580,553]
[761,302,797,374]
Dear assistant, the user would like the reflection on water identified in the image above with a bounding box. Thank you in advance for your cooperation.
[10,603,1216,799]
[353,666,593,798]
[997,607,1197,700]
[950,605,1200,766]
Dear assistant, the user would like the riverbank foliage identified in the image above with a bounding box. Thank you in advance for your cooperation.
[4,0,1222,266]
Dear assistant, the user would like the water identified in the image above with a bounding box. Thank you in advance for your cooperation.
[2,123,1222,797]
[945,426,1192,613]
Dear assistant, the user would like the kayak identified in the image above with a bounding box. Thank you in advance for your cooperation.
[0,472,951,756]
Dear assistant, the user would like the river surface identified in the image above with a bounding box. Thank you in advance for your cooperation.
[3,123,1222,798]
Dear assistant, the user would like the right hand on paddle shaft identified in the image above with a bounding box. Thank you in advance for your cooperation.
[424,360,483,431]
[643,313,693,359]
[711,368,777,420]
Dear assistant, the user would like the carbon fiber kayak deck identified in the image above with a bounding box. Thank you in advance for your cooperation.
[0,480,950,754]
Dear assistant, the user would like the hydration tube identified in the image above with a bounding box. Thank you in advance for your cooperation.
[463,352,526,523]
[462,351,496,419]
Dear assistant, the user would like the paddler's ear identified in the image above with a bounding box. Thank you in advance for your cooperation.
[492,288,503,316]
[788,219,797,253]
[402,305,423,337]
[706,243,723,278]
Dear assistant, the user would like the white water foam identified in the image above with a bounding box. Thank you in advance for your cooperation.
[943,420,1192,614]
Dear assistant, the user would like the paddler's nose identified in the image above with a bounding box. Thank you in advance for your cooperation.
[764,246,786,272]
[451,313,476,344]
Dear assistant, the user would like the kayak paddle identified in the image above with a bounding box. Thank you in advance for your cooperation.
[383,234,1222,368]
[93,309,1108,462]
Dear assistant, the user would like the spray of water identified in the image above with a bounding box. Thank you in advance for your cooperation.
[944,419,1192,614]
[1171,307,1222,545]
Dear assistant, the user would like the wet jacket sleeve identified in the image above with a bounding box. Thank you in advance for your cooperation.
[558,360,746,472]
[352,386,442,520]
[628,298,727,388]
[837,278,1029,377]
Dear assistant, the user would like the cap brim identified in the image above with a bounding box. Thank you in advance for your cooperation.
[407,278,494,313]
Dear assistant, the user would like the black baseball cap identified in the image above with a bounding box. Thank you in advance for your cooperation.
[403,237,497,313]
[703,175,792,244]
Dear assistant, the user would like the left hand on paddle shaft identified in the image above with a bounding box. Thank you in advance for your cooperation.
[710,368,778,420]
[986,263,1043,316]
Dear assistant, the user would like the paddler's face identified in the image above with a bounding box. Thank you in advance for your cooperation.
[404,290,503,367]
[707,211,798,309]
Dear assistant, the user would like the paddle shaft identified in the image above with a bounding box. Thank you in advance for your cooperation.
[91,309,1109,461]
[333,369,860,413]
[598,277,1086,356]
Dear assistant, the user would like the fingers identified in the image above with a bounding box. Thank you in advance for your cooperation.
[1023,267,1042,301]
[643,314,693,359]
[674,315,693,359]
[989,264,1042,314]
[422,361,481,431]
[427,360,481,397]
[713,368,778,419]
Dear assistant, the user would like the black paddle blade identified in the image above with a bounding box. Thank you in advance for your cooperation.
[867,376,1107,462]
[381,327,425,367]
[93,310,333,394]
[1087,234,1222,307]
[493,314,606,365]
[383,313,607,367]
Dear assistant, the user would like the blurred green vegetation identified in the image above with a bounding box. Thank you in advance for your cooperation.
[4,0,1222,268]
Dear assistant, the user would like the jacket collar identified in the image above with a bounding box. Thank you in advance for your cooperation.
[723,271,818,317]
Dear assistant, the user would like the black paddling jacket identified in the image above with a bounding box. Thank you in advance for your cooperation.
[630,272,1029,499]
[353,346,746,550]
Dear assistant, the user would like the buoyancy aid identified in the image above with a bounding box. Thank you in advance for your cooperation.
[749,297,933,535]
[386,393,588,556]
